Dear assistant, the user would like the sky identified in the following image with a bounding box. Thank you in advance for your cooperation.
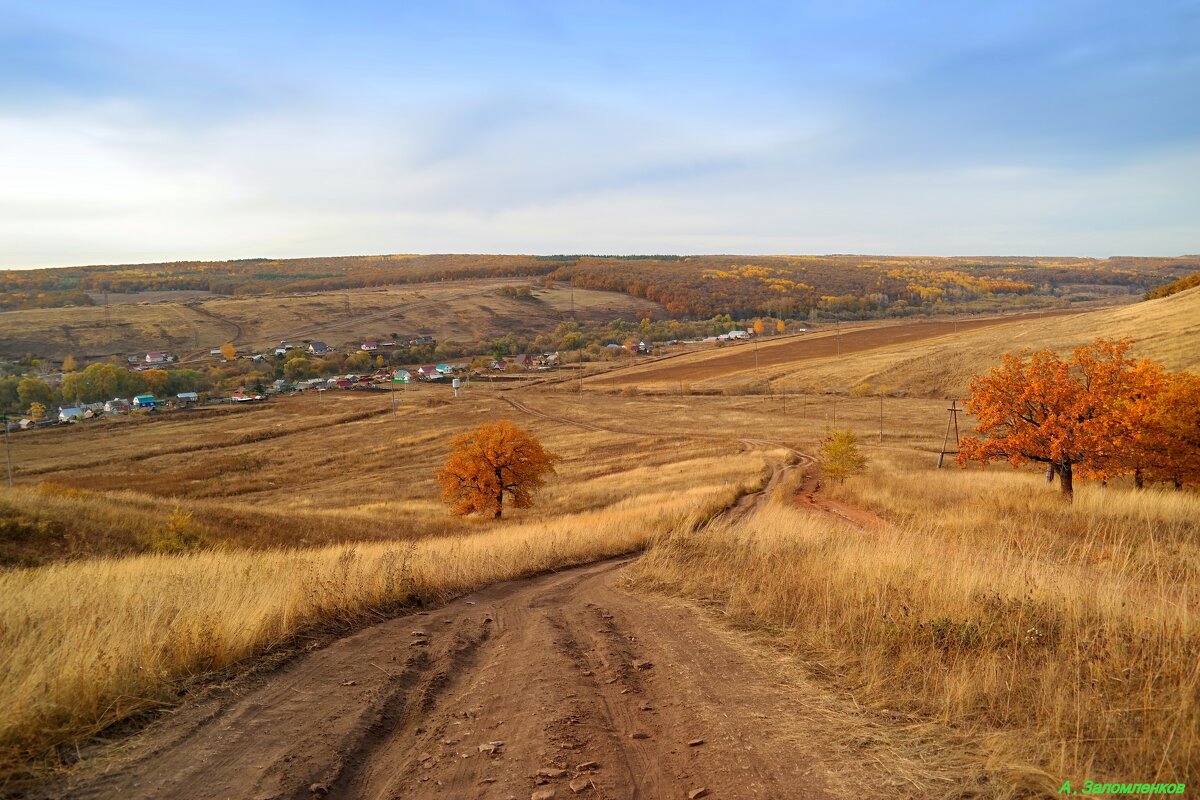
[1,1,1198,268]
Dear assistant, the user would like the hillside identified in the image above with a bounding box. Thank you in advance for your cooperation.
[592,288,1200,398]
[0,280,663,362]
[773,285,1200,398]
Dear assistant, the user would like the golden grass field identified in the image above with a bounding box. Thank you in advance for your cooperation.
[635,456,1200,795]
[590,286,1200,398]
[0,279,663,361]
[0,387,766,778]
[1,288,1197,794]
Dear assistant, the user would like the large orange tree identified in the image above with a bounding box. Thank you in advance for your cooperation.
[437,420,560,519]
[957,339,1155,499]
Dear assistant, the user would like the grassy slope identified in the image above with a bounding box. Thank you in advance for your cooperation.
[777,286,1200,397]
[0,389,767,778]
[634,467,1200,795]
[0,280,664,361]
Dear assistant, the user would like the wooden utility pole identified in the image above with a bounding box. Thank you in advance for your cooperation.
[879,395,884,442]
[4,415,13,488]
[936,400,962,468]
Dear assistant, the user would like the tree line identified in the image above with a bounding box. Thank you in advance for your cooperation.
[3,253,1194,313]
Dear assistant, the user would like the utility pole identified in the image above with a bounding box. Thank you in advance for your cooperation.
[836,319,841,357]
[937,400,962,468]
[390,378,397,418]
[572,281,583,400]
[4,415,13,488]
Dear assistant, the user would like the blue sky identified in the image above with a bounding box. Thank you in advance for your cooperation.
[1,1,1197,267]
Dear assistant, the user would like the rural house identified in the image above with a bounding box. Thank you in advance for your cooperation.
[132,394,157,409]
[145,352,169,364]
[360,341,378,352]
[308,341,330,355]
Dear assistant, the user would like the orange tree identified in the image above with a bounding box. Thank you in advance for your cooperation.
[1141,371,1200,489]
[436,420,560,519]
[957,339,1155,500]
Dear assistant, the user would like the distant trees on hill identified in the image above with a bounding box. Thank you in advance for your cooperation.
[3,253,1195,315]
[1144,271,1200,300]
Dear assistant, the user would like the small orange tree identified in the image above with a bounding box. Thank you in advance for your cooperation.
[957,339,1153,500]
[437,420,560,519]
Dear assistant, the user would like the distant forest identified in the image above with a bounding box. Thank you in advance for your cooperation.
[3,253,1196,319]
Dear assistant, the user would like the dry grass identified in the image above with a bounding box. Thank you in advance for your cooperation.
[3,392,761,565]
[773,286,1200,398]
[577,287,1199,399]
[634,459,1200,796]
[0,390,768,778]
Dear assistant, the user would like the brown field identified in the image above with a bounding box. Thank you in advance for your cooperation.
[0,279,664,362]
[598,287,1200,398]
[589,308,1084,390]
[2,288,1198,797]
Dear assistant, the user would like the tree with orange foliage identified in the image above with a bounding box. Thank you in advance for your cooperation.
[219,342,237,361]
[1133,371,1200,489]
[437,420,560,519]
[775,319,786,335]
[957,339,1153,500]
[753,319,765,336]
[141,369,171,396]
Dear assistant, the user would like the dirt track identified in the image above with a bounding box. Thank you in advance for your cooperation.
[46,399,883,800]
[59,558,848,800]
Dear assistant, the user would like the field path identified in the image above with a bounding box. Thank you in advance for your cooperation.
[60,557,845,800]
[46,397,883,800]
[501,396,886,528]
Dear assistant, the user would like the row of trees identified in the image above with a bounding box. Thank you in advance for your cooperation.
[959,339,1199,498]
[547,256,1186,320]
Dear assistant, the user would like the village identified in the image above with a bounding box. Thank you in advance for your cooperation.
[3,332,696,430]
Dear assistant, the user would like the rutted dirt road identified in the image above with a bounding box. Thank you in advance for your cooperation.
[59,559,845,800]
[47,399,888,800]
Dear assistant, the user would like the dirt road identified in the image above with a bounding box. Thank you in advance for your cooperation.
[59,558,846,800]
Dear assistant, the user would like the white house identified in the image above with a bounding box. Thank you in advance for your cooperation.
[177,392,200,404]
[58,406,86,423]
[145,352,169,364]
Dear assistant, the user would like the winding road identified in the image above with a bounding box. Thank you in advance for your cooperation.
[48,398,888,800]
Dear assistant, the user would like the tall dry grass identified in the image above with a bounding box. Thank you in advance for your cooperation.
[634,470,1200,797]
[0,480,755,779]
